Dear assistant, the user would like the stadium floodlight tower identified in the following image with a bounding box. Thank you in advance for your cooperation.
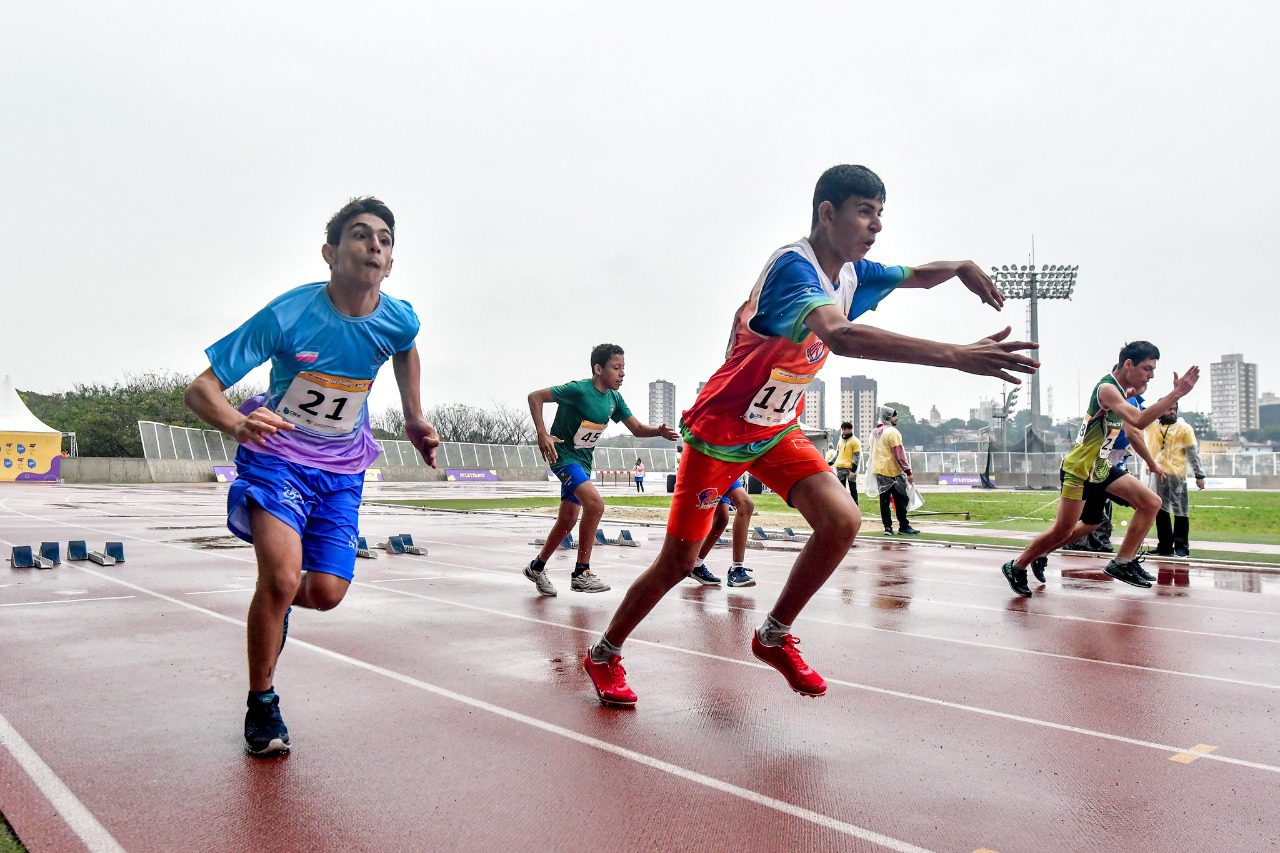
[990,263,1077,442]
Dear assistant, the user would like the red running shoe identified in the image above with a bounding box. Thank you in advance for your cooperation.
[583,652,638,707]
[751,634,827,697]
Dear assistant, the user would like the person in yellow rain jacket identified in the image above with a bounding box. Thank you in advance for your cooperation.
[1145,404,1206,557]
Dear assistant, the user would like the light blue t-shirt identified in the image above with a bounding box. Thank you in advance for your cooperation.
[205,282,419,474]
[749,254,909,343]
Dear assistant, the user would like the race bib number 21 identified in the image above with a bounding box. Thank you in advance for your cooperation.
[277,371,372,436]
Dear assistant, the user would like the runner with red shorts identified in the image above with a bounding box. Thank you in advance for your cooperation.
[583,164,1040,705]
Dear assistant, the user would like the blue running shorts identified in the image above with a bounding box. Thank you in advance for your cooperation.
[719,476,747,505]
[551,462,593,505]
[227,447,364,582]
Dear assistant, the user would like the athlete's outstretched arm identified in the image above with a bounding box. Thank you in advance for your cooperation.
[896,260,1004,310]
[1098,370,1199,431]
[392,345,439,467]
[184,368,294,446]
[621,415,678,441]
[1124,422,1163,478]
[804,305,1039,384]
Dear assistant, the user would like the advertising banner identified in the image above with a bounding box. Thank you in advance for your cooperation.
[446,469,499,482]
[1,432,61,482]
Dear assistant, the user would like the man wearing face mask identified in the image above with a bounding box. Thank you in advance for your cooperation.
[1145,404,1206,557]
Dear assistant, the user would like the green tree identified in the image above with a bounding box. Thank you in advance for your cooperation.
[1181,410,1217,440]
[21,373,260,457]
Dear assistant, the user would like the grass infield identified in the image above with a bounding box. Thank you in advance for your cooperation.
[0,813,25,853]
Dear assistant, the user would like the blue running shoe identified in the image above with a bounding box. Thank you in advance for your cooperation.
[689,564,721,586]
[726,566,755,587]
[245,692,291,756]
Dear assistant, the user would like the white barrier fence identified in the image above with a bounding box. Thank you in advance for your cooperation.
[138,422,1279,479]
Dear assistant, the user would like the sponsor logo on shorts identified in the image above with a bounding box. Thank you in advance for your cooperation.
[348,534,359,550]
[696,487,721,509]
[805,340,825,363]
[280,484,304,509]
[295,351,319,363]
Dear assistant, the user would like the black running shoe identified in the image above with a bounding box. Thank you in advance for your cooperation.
[1128,552,1155,582]
[1104,558,1153,589]
[1031,556,1048,584]
[898,526,921,536]
[1001,560,1031,597]
[245,692,291,756]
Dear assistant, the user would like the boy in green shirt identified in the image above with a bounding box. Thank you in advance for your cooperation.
[1000,341,1198,596]
[525,344,678,595]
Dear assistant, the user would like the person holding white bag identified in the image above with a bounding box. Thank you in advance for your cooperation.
[866,406,920,535]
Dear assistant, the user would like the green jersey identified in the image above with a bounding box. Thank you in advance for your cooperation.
[1062,373,1124,483]
[548,378,633,473]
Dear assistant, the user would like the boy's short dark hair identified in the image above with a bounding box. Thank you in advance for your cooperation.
[812,165,886,229]
[326,197,396,247]
[840,421,853,430]
[1117,341,1160,366]
[591,343,624,370]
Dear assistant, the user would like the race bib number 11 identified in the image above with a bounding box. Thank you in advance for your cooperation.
[277,371,372,436]
[743,368,813,427]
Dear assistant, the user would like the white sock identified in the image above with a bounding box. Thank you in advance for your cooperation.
[756,614,791,646]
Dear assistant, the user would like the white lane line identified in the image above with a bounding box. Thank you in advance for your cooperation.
[419,534,1280,644]
[6,501,1278,771]
[1,596,135,608]
[184,588,255,596]
[63,563,932,853]
[0,710,126,853]
[348,578,1280,777]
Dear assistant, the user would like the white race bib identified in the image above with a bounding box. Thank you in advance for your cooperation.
[277,371,371,436]
[1097,426,1121,459]
[743,368,813,427]
[573,420,606,449]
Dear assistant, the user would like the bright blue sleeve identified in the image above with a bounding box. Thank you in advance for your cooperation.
[204,305,282,388]
[749,254,835,343]
[848,260,909,321]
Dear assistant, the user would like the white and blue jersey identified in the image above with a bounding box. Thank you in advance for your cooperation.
[205,282,419,474]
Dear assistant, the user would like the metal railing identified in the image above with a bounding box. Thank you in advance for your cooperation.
[137,421,1279,478]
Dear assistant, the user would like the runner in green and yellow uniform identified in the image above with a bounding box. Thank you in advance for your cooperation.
[1000,341,1199,596]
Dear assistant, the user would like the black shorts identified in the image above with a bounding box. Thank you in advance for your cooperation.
[1060,466,1132,526]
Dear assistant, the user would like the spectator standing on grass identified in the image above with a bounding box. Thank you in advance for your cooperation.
[867,406,918,535]
[1145,403,1206,557]
[832,420,861,506]
[634,458,645,492]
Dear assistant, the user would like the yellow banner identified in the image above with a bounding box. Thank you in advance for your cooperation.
[1,431,61,482]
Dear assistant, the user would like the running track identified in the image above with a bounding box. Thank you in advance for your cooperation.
[1,483,1277,852]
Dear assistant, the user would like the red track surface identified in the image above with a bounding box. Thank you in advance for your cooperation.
[1,483,1278,852]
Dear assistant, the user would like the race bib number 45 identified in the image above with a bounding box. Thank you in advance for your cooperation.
[277,371,371,436]
[573,420,607,449]
[743,368,813,427]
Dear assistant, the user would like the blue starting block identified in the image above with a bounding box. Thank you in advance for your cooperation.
[398,533,427,556]
[67,540,88,561]
[618,529,639,547]
[104,542,125,562]
[529,533,575,549]
[10,546,34,568]
[356,536,378,559]
[40,542,61,565]
[379,535,407,555]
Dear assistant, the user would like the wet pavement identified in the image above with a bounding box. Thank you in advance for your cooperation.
[1,482,1277,852]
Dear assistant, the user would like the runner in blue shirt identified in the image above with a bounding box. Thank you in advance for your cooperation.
[185,197,439,756]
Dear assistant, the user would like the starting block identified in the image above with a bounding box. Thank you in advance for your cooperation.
[783,528,810,541]
[595,529,641,547]
[753,526,799,542]
[40,542,62,566]
[88,550,116,566]
[356,536,378,559]
[398,533,427,556]
[529,533,575,549]
[10,546,35,568]
[105,542,125,562]
[378,535,407,555]
[67,540,89,561]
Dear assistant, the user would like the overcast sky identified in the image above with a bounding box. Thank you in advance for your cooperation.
[5,1,1276,435]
